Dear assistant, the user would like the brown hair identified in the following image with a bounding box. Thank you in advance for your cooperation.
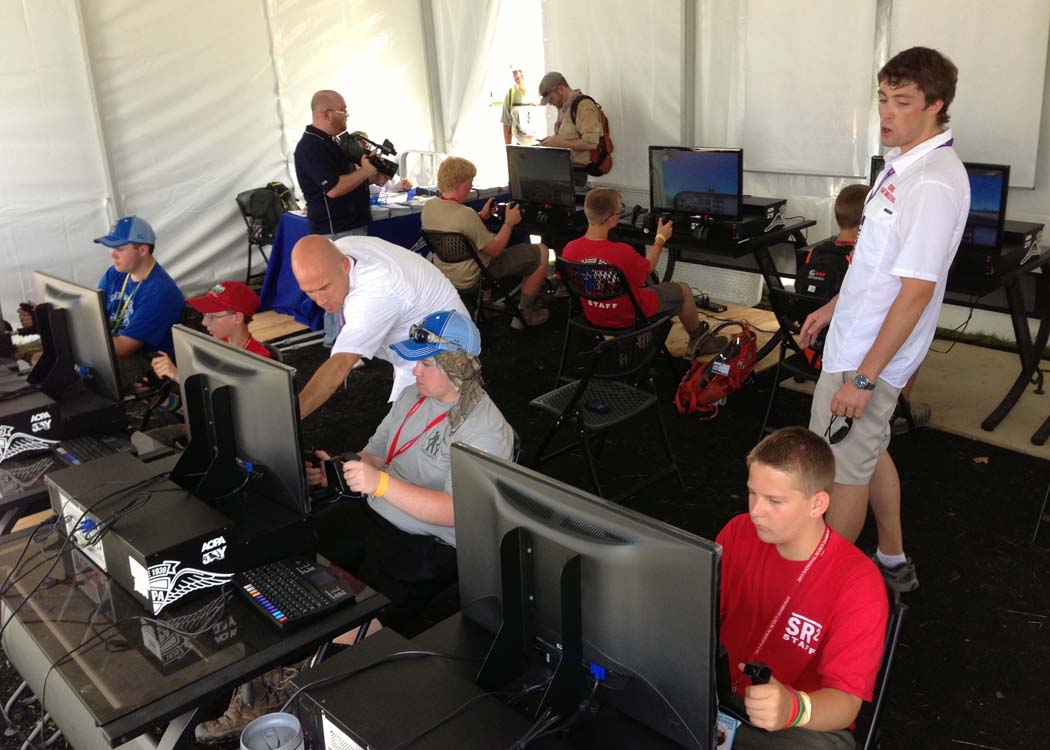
[583,187,622,225]
[834,184,869,230]
[878,47,958,126]
[747,426,835,496]
[437,156,477,193]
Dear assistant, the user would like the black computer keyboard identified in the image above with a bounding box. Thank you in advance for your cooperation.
[235,557,357,631]
[54,433,132,465]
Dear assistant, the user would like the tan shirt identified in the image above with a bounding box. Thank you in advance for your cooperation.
[555,90,602,167]
[421,198,494,288]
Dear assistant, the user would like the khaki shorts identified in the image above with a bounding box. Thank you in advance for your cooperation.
[651,282,684,316]
[488,242,544,280]
[809,370,902,486]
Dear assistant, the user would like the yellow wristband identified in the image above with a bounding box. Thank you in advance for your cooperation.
[654,234,667,245]
[374,471,390,498]
[797,691,812,727]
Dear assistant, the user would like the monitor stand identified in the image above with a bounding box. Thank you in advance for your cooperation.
[476,526,587,720]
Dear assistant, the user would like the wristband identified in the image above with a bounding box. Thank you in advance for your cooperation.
[654,234,667,245]
[783,688,801,729]
[374,471,390,498]
[797,691,812,727]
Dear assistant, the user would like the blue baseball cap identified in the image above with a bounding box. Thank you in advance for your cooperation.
[389,310,481,360]
[94,216,156,248]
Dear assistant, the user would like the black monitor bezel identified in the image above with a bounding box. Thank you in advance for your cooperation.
[869,155,1010,250]
[649,145,744,221]
[506,145,576,210]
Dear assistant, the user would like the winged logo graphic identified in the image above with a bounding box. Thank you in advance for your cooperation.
[147,560,234,614]
[0,455,54,496]
[0,426,58,465]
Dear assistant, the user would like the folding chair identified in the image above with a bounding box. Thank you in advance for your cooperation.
[758,287,829,438]
[420,229,523,327]
[529,317,684,502]
[554,257,674,386]
[398,150,447,188]
[236,187,284,284]
[854,585,909,749]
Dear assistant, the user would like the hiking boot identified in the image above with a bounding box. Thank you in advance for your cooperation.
[515,305,550,328]
[687,333,729,357]
[194,661,309,744]
[892,402,931,435]
[871,553,919,593]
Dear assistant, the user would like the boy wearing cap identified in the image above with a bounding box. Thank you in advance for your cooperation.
[307,310,513,632]
[95,216,185,361]
[151,281,270,383]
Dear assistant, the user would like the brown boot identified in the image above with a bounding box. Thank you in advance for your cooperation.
[193,659,310,744]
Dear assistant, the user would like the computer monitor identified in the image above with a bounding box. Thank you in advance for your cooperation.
[869,155,1009,249]
[506,145,575,209]
[32,272,121,402]
[452,444,720,749]
[170,325,308,516]
[649,146,744,220]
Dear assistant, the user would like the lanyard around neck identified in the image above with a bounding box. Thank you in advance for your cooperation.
[111,260,156,333]
[385,397,450,468]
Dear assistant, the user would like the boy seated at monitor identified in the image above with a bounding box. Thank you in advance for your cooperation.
[421,156,550,327]
[562,188,725,355]
[718,427,888,749]
[150,281,271,384]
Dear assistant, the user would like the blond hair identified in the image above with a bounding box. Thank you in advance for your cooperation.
[583,187,622,225]
[437,157,477,193]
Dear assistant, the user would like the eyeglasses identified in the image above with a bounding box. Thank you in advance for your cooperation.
[203,311,237,322]
[409,324,465,354]
[824,415,853,445]
[326,108,348,116]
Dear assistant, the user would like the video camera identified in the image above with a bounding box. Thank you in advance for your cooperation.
[335,132,399,179]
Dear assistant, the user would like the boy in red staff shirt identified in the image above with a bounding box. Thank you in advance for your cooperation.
[717,426,888,749]
[151,281,271,383]
[562,187,726,354]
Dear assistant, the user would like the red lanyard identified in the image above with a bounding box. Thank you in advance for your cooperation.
[747,525,832,662]
[385,398,450,467]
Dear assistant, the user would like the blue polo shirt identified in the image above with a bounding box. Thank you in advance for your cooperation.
[99,261,185,355]
[294,124,372,235]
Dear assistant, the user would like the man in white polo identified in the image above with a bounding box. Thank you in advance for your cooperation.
[799,46,970,593]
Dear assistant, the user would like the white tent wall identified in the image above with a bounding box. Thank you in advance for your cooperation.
[271,0,436,181]
[0,1,112,312]
[80,0,291,294]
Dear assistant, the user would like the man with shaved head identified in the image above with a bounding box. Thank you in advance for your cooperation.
[291,233,468,418]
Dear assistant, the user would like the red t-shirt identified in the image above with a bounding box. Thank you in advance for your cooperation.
[716,514,887,702]
[561,237,658,328]
[223,336,272,359]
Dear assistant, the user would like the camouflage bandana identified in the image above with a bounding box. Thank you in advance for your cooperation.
[433,350,483,433]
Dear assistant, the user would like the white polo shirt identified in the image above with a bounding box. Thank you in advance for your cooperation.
[822,129,970,388]
[330,235,469,401]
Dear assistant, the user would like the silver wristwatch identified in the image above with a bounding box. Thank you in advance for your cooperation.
[852,373,876,391]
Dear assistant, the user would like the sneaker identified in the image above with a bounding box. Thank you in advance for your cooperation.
[871,553,919,593]
[194,660,309,744]
[891,402,931,435]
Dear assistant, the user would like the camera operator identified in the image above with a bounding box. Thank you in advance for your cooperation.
[295,90,377,346]
[294,90,376,239]
[349,131,413,195]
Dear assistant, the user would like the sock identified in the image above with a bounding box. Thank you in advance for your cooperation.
[876,549,907,568]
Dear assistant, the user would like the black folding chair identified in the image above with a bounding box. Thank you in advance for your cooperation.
[854,585,909,749]
[554,257,674,386]
[529,317,684,502]
[236,187,284,284]
[421,229,523,327]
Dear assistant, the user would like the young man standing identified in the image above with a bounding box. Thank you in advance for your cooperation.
[719,427,887,749]
[800,47,970,592]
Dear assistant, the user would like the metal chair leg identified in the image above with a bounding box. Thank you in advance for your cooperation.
[1032,479,1050,545]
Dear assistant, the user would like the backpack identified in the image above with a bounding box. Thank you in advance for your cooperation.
[569,95,614,176]
[794,240,852,301]
[267,181,300,212]
[674,321,758,420]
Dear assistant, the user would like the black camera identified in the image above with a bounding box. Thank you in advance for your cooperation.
[335,132,399,179]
